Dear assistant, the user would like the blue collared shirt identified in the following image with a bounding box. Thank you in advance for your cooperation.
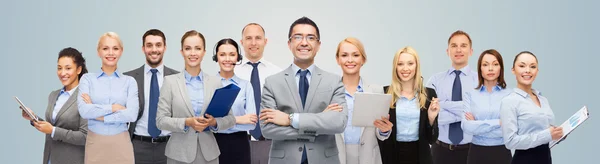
[395,95,421,142]
[50,86,78,138]
[289,64,316,129]
[216,73,257,134]
[184,70,204,117]
[342,81,364,144]
[462,85,511,146]
[426,66,477,145]
[500,88,554,150]
[77,70,139,135]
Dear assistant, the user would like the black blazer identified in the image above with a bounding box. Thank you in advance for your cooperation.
[124,65,179,138]
[377,86,439,164]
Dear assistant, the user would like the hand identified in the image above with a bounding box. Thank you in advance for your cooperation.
[323,103,342,112]
[464,112,475,121]
[259,109,291,126]
[96,117,104,121]
[21,107,34,121]
[373,115,393,133]
[186,117,208,132]
[550,126,564,141]
[236,114,258,124]
[428,98,440,125]
[33,121,54,134]
[204,114,217,127]
[111,104,126,113]
[81,93,92,104]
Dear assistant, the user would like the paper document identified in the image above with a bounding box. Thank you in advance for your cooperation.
[14,96,44,122]
[351,92,392,127]
[550,106,589,148]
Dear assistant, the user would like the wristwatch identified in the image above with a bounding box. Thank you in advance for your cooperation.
[289,113,294,124]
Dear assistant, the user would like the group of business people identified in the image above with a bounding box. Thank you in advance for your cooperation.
[20,16,565,164]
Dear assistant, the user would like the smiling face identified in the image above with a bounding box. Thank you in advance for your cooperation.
[143,35,166,67]
[217,44,239,73]
[512,53,539,87]
[241,24,267,60]
[97,37,123,67]
[396,52,417,82]
[447,34,473,68]
[57,57,82,89]
[336,42,365,76]
[180,35,206,68]
[288,24,320,64]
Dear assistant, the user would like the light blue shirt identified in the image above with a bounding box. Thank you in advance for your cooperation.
[426,66,477,145]
[184,70,204,117]
[500,88,554,150]
[289,64,316,129]
[462,85,511,146]
[216,73,257,134]
[77,70,139,136]
[51,86,78,138]
[342,81,363,144]
[395,95,421,142]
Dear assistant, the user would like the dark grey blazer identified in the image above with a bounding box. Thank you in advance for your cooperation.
[124,65,179,137]
[42,88,88,164]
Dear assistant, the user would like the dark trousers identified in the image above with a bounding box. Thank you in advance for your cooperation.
[512,144,551,164]
[467,144,512,164]
[250,139,272,164]
[132,139,168,164]
[431,141,470,164]
[215,132,251,164]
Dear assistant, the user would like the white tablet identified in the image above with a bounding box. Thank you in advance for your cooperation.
[351,92,392,127]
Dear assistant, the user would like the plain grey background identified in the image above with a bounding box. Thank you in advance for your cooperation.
[1,0,598,163]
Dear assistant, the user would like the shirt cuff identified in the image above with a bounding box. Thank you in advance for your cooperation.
[291,113,300,129]
[184,126,189,133]
[51,127,56,138]
[210,125,219,132]
[379,130,390,137]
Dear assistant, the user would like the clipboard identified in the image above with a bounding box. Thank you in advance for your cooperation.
[201,84,241,131]
[351,92,392,127]
[14,96,44,122]
[549,106,590,148]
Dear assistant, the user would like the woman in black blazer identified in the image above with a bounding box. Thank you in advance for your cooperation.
[378,46,439,164]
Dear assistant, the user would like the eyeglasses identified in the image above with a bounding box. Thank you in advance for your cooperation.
[289,34,319,43]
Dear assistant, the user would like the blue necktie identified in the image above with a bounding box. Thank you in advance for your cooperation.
[449,70,463,144]
[247,62,264,140]
[148,69,161,138]
[298,70,309,164]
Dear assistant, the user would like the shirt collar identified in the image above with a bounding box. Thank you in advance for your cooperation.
[447,65,472,76]
[479,85,503,92]
[144,63,164,75]
[61,85,79,96]
[217,72,240,85]
[344,79,364,96]
[292,63,316,76]
[243,58,266,67]
[184,70,203,82]
[97,68,123,78]
[514,87,542,98]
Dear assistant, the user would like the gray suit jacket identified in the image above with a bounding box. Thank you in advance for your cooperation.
[156,72,236,163]
[42,88,88,164]
[123,65,178,137]
[260,65,348,164]
[334,82,389,164]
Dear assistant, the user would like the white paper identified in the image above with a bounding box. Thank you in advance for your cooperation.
[351,92,392,127]
[550,106,589,148]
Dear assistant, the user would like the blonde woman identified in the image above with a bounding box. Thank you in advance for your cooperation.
[378,46,439,164]
[78,32,139,164]
[329,37,393,164]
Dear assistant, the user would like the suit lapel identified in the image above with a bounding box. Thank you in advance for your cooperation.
[176,73,195,116]
[55,89,79,123]
[201,74,216,115]
[134,66,145,117]
[46,90,60,122]
[305,67,322,112]
[284,67,303,113]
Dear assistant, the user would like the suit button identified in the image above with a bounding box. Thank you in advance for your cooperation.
[299,147,303,152]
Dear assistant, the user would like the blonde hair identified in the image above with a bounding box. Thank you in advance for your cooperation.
[97,32,123,50]
[335,37,367,63]
[387,46,427,109]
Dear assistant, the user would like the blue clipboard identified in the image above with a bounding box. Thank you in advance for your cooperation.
[201,83,241,131]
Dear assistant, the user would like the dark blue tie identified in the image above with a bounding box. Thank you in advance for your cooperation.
[148,69,161,138]
[298,70,309,164]
[247,62,264,140]
[449,70,463,144]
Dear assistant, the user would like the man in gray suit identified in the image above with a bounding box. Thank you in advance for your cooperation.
[259,16,348,164]
[124,29,179,164]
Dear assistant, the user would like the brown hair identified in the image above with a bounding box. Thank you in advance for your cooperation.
[142,29,166,46]
[447,30,472,47]
[476,49,506,89]
[180,30,206,49]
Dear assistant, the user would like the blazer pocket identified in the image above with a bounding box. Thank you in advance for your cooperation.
[325,147,339,157]
[270,149,285,159]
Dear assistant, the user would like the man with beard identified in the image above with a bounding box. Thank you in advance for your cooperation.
[124,29,179,164]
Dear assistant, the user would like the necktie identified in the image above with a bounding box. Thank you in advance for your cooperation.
[298,70,309,164]
[148,69,161,138]
[247,62,264,140]
[449,70,463,144]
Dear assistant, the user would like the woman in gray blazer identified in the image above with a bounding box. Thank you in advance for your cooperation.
[21,47,89,164]
[330,37,394,164]
[156,30,236,164]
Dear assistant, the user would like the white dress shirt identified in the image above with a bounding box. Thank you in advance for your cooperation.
[134,64,171,137]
